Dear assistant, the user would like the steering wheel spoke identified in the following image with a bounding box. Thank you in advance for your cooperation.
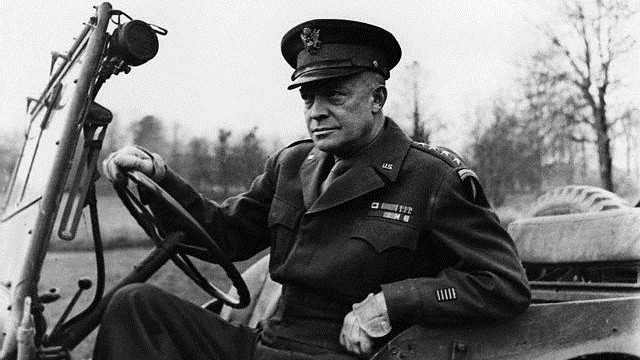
[114,170,250,309]
[175,243,217,263]
[114,182,164,246]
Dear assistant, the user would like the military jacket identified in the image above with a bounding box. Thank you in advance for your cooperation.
[154,118,531,331]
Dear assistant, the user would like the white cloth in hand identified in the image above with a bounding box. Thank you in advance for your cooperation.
[340,292,391,357]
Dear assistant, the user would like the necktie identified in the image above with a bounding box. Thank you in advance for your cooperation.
[320,159,349,193]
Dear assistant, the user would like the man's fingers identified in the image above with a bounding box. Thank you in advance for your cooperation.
[351,324,372,356]
[357,335,372,357]
[102,149,154,181]
[103,155,123,181]
[103,154,137,181]
[114,154,149,170]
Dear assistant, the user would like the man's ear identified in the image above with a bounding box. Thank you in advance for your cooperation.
[371,85,387,113]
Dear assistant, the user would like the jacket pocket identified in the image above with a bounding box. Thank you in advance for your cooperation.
[268,197,304,265]
[350,218,418,252]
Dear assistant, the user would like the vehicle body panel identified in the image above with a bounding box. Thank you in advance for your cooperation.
[373,297,640,360]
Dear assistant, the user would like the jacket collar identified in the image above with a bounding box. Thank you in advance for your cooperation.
[299,118,411,213]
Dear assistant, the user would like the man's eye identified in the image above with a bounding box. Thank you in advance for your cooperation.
[300,93,313,104]
[328,92,346,103]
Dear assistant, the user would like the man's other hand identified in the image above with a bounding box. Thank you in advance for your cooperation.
[339,310,374,358]
[340,292,392,357]
[101,146,165,182]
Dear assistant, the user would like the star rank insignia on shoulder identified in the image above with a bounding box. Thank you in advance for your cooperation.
[412,142,481,202]
[412,142,466,169]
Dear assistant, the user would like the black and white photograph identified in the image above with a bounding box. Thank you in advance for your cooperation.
[0,1,639,359]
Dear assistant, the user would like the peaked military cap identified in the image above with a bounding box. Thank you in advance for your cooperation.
[281,19,402,89]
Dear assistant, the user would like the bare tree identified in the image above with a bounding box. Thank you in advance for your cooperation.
[470,102,542,206]
[539,0,637,191]
[392,60,442,143]
[186,137,214,189]
[130,115,169,158]
[167,123,186,175]
[214,129,233,197]
[617,108,640,178]
[408,61,428,143]
[233,127,268,190]
[520,49,593,187]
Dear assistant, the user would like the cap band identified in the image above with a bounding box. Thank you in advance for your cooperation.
[287,67,368,89]
[293,44,388,80]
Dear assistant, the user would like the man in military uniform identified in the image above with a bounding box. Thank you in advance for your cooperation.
[95,19,531,359]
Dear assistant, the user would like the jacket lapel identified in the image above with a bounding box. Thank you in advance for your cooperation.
[306,118,412,214]
[308,165,385,213]
[299,147,333,209]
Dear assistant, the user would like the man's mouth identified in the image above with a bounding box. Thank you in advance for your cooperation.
[312,127,339,136]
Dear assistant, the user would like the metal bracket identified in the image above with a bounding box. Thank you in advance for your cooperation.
[50,51,69,75]
[26,97,39,114]
[57,102,112,240]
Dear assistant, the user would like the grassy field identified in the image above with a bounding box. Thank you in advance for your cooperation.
[40,248,266,359]
[49,195,148,251]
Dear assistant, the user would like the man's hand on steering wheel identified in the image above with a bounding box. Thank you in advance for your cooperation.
[101,145,251,309]
[102,145,165,183]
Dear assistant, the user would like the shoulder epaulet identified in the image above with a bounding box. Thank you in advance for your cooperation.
[411,142,480,201]
[286,138,313,148]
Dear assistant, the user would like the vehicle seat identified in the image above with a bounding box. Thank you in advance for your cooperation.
[217,254,282,327]
[508,207,640,263]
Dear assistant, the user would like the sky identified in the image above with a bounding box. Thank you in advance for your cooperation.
[1,0,638,153]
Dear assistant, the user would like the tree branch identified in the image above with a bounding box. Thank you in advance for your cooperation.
[552,35,588,82]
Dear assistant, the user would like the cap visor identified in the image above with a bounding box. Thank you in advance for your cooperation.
[287,67,366,90]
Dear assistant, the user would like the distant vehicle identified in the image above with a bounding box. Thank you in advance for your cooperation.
[0,3,638,359]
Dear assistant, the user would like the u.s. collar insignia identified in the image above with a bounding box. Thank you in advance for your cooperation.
[301,27,321,54]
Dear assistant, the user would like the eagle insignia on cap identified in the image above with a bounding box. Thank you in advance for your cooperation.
[300,27,322,54]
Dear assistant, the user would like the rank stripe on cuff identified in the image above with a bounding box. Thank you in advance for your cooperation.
[436,287,457,302]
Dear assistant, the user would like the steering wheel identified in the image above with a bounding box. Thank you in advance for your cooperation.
[113,170,250,309]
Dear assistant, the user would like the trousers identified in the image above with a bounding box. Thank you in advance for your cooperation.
[92,283,358,360]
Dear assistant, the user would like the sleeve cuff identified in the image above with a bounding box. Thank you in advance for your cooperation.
[150,152,166,182]
[381,280,422,325]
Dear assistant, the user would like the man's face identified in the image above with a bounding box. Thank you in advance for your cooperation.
[300,73,382,157]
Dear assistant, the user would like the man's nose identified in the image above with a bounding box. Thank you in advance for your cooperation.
[308,96,329,120]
